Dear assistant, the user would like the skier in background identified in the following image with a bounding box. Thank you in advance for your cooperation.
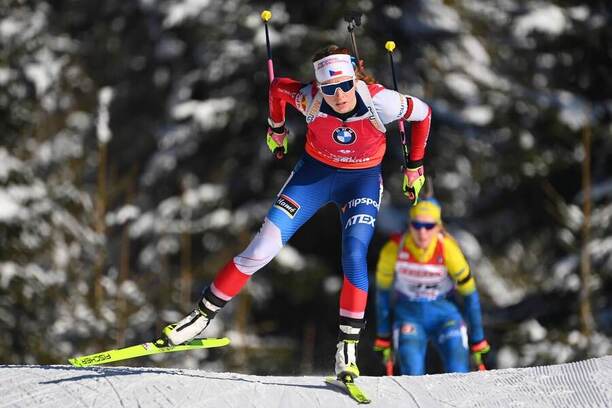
[373,197,490,375]
[163,45,432,379]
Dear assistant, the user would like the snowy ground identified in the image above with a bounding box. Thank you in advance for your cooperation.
[0,356,611,407]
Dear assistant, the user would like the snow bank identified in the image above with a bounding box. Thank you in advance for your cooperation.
[0,356,610,407]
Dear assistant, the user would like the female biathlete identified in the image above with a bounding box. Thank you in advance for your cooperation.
[163,45,432,379]
[374,198,490,375]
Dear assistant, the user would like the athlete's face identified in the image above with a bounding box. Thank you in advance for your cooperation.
[319,76,357,114]
[409,215,440,249]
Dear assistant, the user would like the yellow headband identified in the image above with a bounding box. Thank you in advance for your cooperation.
[409,199,442,223]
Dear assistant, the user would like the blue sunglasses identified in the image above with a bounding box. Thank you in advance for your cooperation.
[410,221,437,230]
[320,79,355,96]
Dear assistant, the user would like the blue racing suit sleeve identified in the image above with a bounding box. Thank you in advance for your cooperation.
[462,290,484,343]
[443,233,485,344]
[376,289,392,336]
[375,238,399,337]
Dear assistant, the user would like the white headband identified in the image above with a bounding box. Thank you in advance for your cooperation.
[313,54,355,83]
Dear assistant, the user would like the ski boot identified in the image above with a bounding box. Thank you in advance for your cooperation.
[161,289,226,346]
[334,318,365,380]
[335,339,361,379]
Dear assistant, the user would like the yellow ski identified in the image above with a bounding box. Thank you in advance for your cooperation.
[325,375,371,404]
[68,337,230,367]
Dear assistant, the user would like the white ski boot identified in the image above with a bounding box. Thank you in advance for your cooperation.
[334,321,363,379]
[335,339,360,378]
[162,307,211,346]
[162,288,227,345]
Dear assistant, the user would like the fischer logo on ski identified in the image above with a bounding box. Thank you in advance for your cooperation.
[79,353,112,365]
[68,337,230,367]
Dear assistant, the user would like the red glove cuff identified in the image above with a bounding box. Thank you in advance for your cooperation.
[374,338,392,349]
[470,339,490,353]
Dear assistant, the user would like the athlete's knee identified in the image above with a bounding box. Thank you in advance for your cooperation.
[438,321,468,349]
[397,323,421,345]
[342,236,368,265]
[233,218,283,274]
[344,244,367,261]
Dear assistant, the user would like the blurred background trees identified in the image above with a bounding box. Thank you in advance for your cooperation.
[1,0,610,373]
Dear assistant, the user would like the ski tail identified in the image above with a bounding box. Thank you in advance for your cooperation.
[68,337,230,367]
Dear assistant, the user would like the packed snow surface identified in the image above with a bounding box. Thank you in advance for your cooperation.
[0,356,610,407]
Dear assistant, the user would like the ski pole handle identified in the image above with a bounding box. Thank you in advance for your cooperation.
[261,10,284,160]
[344,11,363,61]
[385,41,410,169]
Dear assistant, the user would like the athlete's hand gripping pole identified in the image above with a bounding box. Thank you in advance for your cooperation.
[471,339,491,371]
[261,10,286,160]
[373,337,394,376]
[385,41,425,205]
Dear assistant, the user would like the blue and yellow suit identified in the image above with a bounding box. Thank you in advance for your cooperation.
[375,230,484,374]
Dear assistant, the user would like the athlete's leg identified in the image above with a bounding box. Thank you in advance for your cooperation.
[395,321,428,375]
[332,168,383,377]
[210,157,333,300]
[334,170,383,321]
[165,157,332,345]
[434,311,470,373]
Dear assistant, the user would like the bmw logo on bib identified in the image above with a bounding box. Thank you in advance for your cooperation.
[332,127,357,145]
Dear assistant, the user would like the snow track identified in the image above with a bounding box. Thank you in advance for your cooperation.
[0,356,610,407]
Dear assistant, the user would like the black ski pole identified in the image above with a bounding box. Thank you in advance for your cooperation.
[385,41,410,171]
[344,11,363,61]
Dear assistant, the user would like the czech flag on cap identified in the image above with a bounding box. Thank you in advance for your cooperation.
[314,54,355,83]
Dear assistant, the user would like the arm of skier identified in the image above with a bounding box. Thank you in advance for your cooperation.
[372,86,431,201]
[269,77,304,125]
[443,235,490,367]
[267,77,304,156]
[374,237,400,356]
